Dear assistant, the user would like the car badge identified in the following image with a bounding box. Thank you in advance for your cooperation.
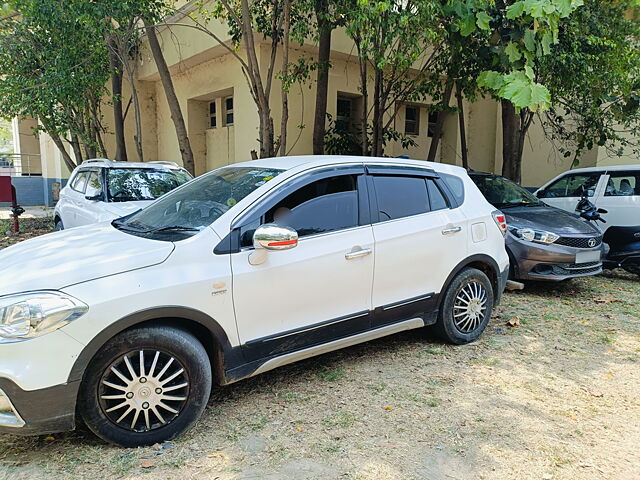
[588,238,597,248]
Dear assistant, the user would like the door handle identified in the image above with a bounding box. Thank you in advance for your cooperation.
[345,248,372,260]
[442,226,462,235]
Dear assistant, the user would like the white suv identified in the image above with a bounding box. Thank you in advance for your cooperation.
[535,165,640,229]
[54,159,192,230]
[0,156,509,446]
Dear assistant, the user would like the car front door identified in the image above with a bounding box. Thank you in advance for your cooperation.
[76,169,105,226]
[367,166,469,328]
[63,170,90,229]
[537,172,605,214]
[596,171,640,228]
[230,166,375,361]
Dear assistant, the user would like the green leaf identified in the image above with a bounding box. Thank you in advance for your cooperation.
[523,29,536,52]
[529,82,551,111]
[478,70,505,90]
[476,11,491,31]
[506,1,525,19]
[505,42,522,62]
[459,15,476,36]
[541,31,553,55]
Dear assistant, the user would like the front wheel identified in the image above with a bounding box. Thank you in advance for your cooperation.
[79,326,212,447]
[434,268,494,344]
[54,219,64,231]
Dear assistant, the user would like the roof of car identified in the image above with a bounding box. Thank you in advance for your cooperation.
[219,155,466,175]
[555,164,640,174]
[79,159,184,170]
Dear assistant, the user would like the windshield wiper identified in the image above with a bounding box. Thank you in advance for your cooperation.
[112,219,149,232]
[149,225,202,233]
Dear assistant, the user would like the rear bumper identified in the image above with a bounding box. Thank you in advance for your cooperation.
[507,237,604,281]
[496,265,509,304]
[0,378,78,435]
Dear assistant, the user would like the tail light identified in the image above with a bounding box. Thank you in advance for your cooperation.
[492,210,507,236]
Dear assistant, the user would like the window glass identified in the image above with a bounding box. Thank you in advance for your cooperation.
[441,173,465,205]
[470,174,540,208]
[427,109,438,138]
[374,176,429,221]
[71,171,90,193]
[336,98,353,130]
[107,168,192,202]
[604,172,639,196]
[541,173,601,198]
[224,97,234,126]
[209,101,217,128]
[117,167,284,240]
[269,175,359,238]
[85,171,103,198]
[427,179,449,211]
[405,106,420,136]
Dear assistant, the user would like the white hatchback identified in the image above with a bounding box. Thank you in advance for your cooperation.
[0,156,509,446]
[54,159,192,230]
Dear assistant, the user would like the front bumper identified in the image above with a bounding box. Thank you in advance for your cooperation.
[507,236,604,281]
[0,378,78,435]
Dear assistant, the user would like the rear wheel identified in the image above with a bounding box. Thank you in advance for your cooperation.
[79,326,212,447]
[434,268,494,344]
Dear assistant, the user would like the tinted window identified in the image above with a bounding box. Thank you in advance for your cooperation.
[427,179,449,211]
[70,171,90,193]
[604,172,639,196]
[374,176,429,221]
[441,173,465,204]
[470,174,540,208]
[85,171,103,198]
[541,173,601,198]
[270,175,359,238]
[107,168,192,202]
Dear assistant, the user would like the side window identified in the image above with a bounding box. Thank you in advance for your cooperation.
[71,171,90,193]
[541,173,601,198]
[604,172,639,197]
[85,171,104,198]
[440,173,465,205]
[373,176,429,221]
[240,174,360,246]
[427,179,449,211]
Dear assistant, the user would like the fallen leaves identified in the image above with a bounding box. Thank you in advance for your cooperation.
[507,316,521,327]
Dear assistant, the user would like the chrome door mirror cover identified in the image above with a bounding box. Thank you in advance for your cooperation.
[253,224,299,251]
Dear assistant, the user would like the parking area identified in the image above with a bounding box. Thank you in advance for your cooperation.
[0,224,639,480]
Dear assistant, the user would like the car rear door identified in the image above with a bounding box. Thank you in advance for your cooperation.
[230,166,376,361]
[367,165,468,328]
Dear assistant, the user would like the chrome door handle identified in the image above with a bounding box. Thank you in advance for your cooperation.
[345,248,372,260]
[442,226,462,235]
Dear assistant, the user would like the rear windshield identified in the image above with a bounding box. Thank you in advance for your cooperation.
[107,168,192,202]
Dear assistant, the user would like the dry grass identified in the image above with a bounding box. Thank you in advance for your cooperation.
[0,229,639,480]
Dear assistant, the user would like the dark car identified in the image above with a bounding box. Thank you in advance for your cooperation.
[469,172,605,281]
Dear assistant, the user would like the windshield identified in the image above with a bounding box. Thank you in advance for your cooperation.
[107,168,192,202]
[470,174,541,208]
[114,166,284,240]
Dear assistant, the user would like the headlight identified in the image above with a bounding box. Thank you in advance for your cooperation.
[509,226,559,245]
[0,291,88,342]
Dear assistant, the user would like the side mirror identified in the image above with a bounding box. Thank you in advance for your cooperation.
[534,190,544,199]
[85,194,103,202]
[253,224,298,251]
[597,208,608,214]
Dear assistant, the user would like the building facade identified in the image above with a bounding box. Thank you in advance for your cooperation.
[9,1,638,206]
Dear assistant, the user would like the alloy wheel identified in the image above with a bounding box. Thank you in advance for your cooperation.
[452,281,488,333]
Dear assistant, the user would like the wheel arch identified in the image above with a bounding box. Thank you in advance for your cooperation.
[439,254,502,304]
[68,307,243,388]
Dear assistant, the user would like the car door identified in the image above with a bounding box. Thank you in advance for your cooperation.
[596,170,640,228]
[63,170,90,229]
[367,166,468,328]
[76,169,105,226]
[537,171,605,213]
[230,166,375,361]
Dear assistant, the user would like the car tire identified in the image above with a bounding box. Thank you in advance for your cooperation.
[54,219,64,231]
[79,325,212,447]
[434,268,494,345]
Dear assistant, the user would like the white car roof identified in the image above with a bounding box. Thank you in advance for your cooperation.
[79,159,185,170]
[218,155,467,176]
[556,164,640,174]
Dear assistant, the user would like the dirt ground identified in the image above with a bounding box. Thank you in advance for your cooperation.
[0,224,639,480]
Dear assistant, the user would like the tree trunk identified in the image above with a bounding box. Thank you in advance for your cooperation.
[48,131,77,172]
[278,0,291,156]
[108,36,127,162]
[500,99,529,184]
[426,80,454,163]
[312,0,332,155]
[372,67,384,157]
[456,83,468,170]
[144,21,195,174]
[69,133,84,165]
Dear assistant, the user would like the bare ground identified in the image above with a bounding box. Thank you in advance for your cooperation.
[0,224,639,480]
